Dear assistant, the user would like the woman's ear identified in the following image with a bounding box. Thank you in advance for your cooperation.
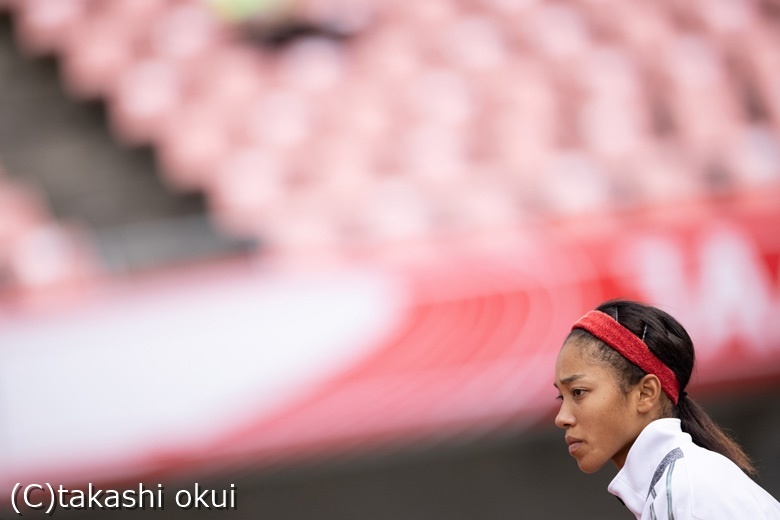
[636,374,663,414]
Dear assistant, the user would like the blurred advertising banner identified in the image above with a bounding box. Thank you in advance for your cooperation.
[1,188,779,493]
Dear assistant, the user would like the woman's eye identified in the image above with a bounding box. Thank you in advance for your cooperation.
[555,394,563,402]
[572,389,586,398]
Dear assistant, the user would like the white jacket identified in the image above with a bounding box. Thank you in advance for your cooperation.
[608,418,780,519]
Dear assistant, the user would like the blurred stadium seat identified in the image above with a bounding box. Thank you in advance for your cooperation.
[0,164,96,296]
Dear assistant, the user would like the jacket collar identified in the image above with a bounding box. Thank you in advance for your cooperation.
[607,418,690,516]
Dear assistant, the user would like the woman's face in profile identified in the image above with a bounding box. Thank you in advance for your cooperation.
[554,339,644,473]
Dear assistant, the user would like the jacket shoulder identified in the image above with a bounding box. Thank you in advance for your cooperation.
[669,444,780,519]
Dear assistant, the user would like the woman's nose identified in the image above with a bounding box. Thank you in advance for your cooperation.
[555,402,574,429]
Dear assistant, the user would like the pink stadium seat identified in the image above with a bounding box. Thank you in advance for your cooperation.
[249,189,350,254]
[189,46,268,117]
[579,97,649,164]
[60,15,138,99]
[484,63,558,172]
[663,34,742,155]
[395,0,460,31]
[156,102,235,191]
[276,36,349,93]
[606,2,675,61]
[0,163,101,297]
[15,0,86,56]
[240,89,315,151]
[742,29,780,127]
[293,0,378,36]
[397,122,470,185]
[523,3,590,64]
[322,78,396,143]
[688,0,760,39]
[474,0,540,16]
[574,45,650,163]
[725,124,780,187]
[304,135,375,200]
[7,223,95,291]
[435,174,523,234]
[208,147,290,236]
[60,0,175,99]
[357,178,434,245]
[355,26,426,89]
[438,14,509,72]
[0,181,49,256]
[149,1,225,66]
[402,68,476,127]
[95,0,166,29]
[537,150,613,217]
[108,57,184,146]
[575,45,644,101]
[629,143,706,204]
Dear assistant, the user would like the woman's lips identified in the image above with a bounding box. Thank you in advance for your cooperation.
[566,436,583,455]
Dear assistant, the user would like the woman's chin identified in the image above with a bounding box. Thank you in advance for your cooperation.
[576,457,606,474]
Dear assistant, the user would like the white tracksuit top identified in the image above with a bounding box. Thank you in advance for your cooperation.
[608,418,780,519]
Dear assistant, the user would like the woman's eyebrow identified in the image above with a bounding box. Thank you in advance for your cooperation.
[553,374,585,388]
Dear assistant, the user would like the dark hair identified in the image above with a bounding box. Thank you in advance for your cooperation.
[567,298,756,476]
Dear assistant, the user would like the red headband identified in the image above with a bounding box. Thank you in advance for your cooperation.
[572,310,680,404]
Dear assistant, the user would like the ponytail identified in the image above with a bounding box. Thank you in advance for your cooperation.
[676,393,756,476]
